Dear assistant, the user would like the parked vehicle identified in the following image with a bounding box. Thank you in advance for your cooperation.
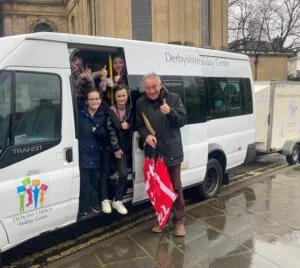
[0,32,255,253]
[254,81,300,165]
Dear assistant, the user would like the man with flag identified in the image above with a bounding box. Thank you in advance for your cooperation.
[136,72,187,237]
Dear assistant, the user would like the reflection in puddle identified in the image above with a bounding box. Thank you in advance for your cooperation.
[51,165,300,268]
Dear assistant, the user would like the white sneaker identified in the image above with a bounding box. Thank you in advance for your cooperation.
[112,201,128,215]
[101,199,112,214]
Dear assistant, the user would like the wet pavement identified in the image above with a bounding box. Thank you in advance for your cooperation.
[2,153,287,267]
[48,164,300,268]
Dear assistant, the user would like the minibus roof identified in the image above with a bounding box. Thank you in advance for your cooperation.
[0,34,28,65]
[0,32,249,61]
[0,33,251,77]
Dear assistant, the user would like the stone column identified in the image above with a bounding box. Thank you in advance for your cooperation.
[15,15,26,35]
[115,0,131,39]
[100,0,116,37]
[210,0,228,50]
[4,15,13,36]
[169,0,181,43]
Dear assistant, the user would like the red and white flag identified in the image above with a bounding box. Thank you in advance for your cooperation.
[143,157,178,229]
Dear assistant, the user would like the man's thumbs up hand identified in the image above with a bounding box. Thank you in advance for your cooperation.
[160,98,170,114]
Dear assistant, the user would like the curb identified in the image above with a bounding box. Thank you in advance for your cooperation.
[221,163,288,196]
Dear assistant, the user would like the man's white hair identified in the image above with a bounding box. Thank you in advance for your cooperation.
[143,72,161,82]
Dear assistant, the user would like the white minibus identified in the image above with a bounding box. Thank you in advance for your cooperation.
[0,32,255,254]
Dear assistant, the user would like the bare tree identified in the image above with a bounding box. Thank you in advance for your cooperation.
[229,0,239,7]
[229,0,300,53]
[229,0,260,52]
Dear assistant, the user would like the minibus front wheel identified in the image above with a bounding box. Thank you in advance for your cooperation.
[200,158,223,199]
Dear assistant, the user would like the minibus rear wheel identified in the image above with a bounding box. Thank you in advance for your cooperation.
[200,158,223,199]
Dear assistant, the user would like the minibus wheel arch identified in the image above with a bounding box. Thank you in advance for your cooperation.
[208,150,226,172]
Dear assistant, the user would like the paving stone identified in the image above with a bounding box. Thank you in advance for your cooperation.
[46,165,300,268]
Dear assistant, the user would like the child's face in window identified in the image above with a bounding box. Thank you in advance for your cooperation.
[71,57,83,74]
[113,57,125,75]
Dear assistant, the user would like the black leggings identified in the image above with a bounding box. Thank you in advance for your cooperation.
[99,150,128,201]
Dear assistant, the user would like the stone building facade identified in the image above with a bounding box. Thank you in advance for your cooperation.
[2,0,67,35]
[1,0,228,50]
[248,54,291,81]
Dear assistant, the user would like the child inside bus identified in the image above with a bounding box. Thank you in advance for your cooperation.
[112,55,128,86]
[100,84,133,215]
[92,63,114,103]
[71,55,95,108]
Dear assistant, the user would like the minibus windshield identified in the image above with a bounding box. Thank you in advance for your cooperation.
[0,71,12,154]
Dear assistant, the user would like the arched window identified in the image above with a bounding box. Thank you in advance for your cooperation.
[33,23,53,33]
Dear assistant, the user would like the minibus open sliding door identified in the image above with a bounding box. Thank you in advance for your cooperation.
[124,46,148,204]
[131,131,148,203]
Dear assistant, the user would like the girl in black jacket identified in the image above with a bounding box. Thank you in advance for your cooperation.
[102,84,133,215]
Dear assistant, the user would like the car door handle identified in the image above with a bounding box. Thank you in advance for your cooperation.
[65,148,73,163]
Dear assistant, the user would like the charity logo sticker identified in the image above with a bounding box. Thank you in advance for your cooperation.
[289,99,298,121]
[17,177,48,213]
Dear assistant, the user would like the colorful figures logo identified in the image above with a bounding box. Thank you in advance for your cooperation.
[17,177,48,213]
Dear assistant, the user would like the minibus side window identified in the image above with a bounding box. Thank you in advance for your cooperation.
[163,80,186,107]
[14,72,61,145]
[204,78,212,120]
[227,79,241,110]
[241,78,253,114]
[127,75,144,130]
[183,77,206,124]
[127,75,144,106]
[0,71,12,154]
[226,79,242,117]
[208,78,230,119]
[206,77,253,119]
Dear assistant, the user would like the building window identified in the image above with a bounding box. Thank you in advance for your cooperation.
[33,23,53,32]
[201,0,210,46]
[131,0,152,41]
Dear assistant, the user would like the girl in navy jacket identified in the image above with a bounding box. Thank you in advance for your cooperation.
[78,88,117,216]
